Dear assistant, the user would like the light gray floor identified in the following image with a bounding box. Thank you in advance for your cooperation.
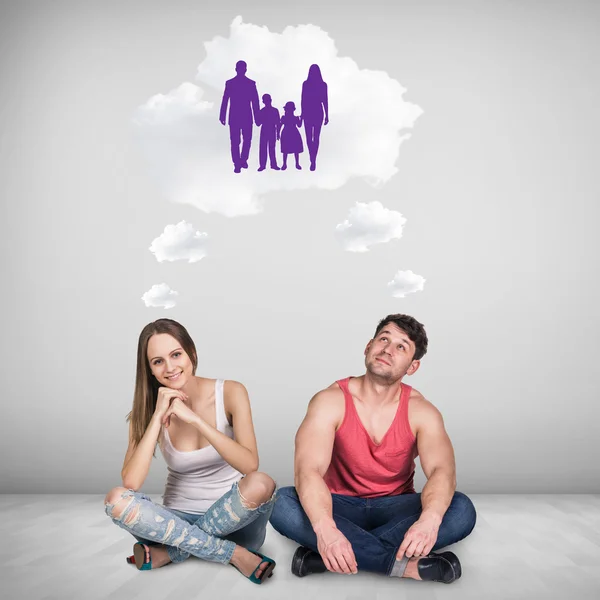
[1,494,599,600]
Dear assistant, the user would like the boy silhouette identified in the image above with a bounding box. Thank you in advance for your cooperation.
[256,94,281,171]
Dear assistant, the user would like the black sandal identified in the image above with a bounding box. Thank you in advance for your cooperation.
[231,550,276,584]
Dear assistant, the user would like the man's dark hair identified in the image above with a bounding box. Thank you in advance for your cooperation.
[373,314,428,361]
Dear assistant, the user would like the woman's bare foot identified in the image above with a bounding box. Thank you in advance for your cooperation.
[229,545,271,579]
[136,544,171,569]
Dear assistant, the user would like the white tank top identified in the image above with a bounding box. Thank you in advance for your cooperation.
[159,379,243,514]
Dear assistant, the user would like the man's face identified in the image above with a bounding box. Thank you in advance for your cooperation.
[364,322,420,382]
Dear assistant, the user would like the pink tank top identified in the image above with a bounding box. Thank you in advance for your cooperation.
[324,377,418,497]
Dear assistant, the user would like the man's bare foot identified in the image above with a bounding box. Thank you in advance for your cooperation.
[402,557,422,580]
[230,545,270,579]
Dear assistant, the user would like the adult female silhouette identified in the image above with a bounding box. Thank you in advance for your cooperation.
[301,64,329,171]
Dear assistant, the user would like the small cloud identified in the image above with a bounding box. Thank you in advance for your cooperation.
[149,220,208,263]
[141,283,179,309]
[388,270,426,298]
[336,201,407,252]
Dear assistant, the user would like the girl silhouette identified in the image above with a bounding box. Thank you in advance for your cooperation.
[301,64,329,171]
[279,101,303,170]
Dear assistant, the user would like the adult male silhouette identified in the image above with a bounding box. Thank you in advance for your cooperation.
[219,61,260,174]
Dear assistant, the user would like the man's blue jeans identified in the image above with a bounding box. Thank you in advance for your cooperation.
[270,487,476,576]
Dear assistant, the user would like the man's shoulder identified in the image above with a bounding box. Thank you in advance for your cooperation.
[314,382,345,402]
[309,383,345,412]
[408,386,437,411]
[407,387,444,429]
[407,385,426,403]
[237,76,256,86]
[305,384,345,429]
[225,76,256,85]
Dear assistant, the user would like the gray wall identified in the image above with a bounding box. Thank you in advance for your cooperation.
[1,0,598,494]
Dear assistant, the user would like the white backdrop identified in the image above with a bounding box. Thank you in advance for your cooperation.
[0,0,598,494]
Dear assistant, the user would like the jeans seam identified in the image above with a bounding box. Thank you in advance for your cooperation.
[377,511,422,540]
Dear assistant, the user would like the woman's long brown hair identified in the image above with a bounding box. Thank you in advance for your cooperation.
[127,319,198,450]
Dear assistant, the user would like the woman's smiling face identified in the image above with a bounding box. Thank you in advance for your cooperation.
[147,333,194,389]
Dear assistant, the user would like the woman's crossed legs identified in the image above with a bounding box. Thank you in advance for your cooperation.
[104,472,276,577]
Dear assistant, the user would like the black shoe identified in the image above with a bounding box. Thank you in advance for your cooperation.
[437,551,461,580]
[291,546,328,577]
[241,160,248,168]
[416,551,461,584]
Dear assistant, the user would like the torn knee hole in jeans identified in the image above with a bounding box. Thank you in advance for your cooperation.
[237,482,277,511]
[107,496,139,525]
[124,504,141,526]
[237,489,260,510]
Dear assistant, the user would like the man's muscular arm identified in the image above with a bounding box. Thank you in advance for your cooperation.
[294,394,334,527]
[397,396,456,560]
[295,390,358,574]
[418,399,456,521]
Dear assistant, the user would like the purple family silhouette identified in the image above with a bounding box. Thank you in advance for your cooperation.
[219,61,329,173]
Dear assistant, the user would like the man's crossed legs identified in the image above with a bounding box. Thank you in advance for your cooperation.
[270,487,476,583]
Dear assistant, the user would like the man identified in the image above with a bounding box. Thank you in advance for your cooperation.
[270,314,476,584]
[219,60,260,173]
[256,93,281,172]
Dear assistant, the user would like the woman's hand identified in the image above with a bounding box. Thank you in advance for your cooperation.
[153,387,188,422]
[162,397,200,427]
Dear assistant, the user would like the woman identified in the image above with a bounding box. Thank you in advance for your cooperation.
[104,319,277,584]
[300,64,329,171]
